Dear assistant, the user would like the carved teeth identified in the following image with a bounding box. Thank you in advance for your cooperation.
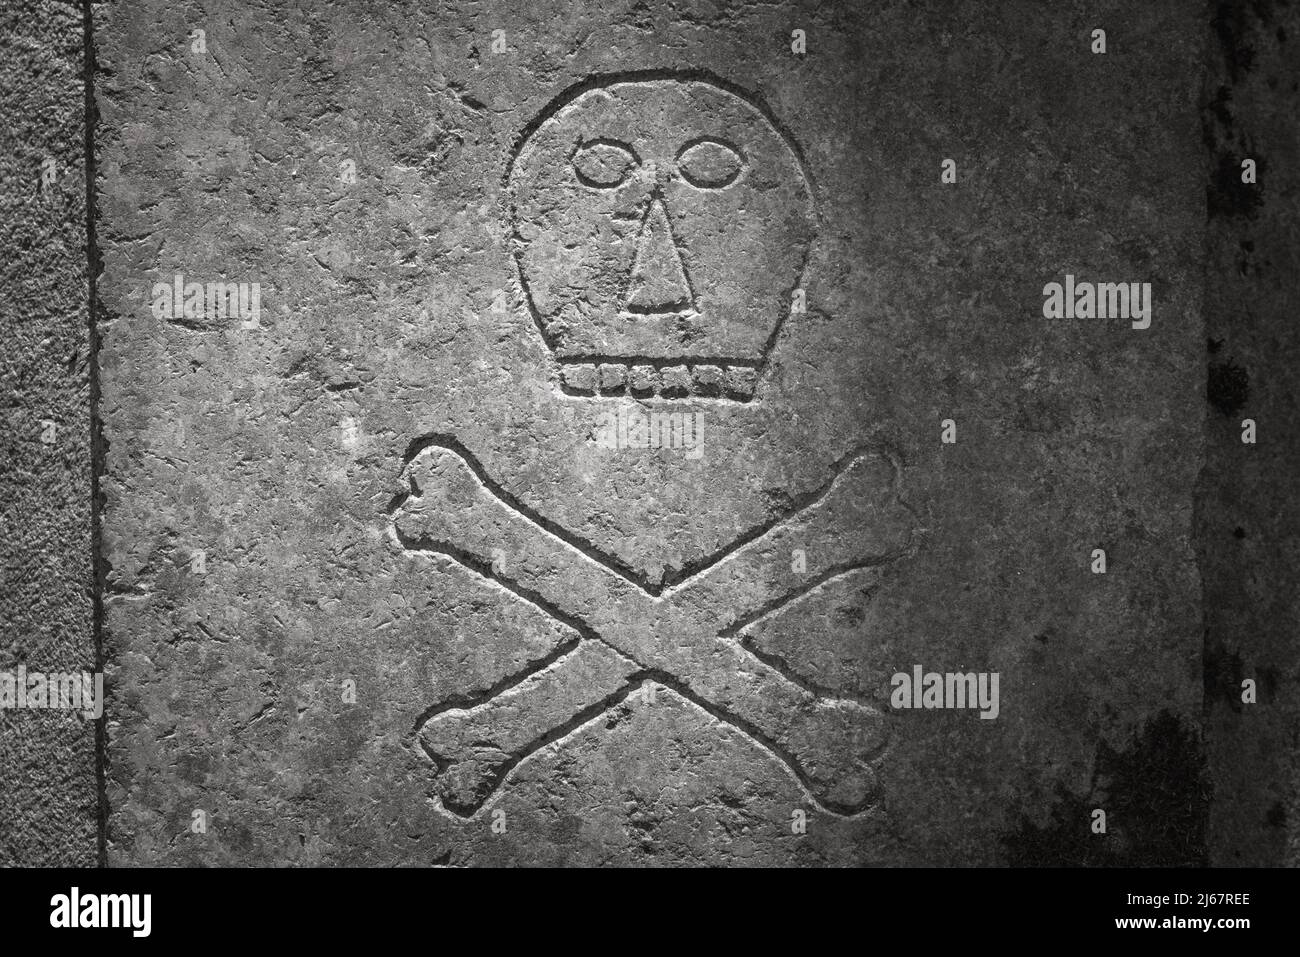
[659,365,691,398]
[597,363,627,395]
[560,362,757,401]
[628,364,658,396]
[559,363,599,393]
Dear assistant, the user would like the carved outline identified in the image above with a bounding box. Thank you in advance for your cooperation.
[619,189,698,316]
[570,136,641,189]
[675,136,747,190]
[390,436,917,819]
[502,70,821,398]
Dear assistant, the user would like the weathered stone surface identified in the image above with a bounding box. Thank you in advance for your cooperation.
[0,0,98,867]
[95,0,1206,865]
[1201,1,1300,867]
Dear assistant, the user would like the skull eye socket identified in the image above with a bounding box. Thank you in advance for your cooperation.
[676,138,744,189]
[572,140,639,189]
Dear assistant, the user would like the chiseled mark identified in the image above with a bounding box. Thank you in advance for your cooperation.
[390,437,916,819]
[503,71,820,401]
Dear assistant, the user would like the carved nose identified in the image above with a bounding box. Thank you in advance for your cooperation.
[624,197,695,314]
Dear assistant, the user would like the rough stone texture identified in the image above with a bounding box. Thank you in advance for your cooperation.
[0,1,99,866]
[93,0,1207,866]
[1201,0,1300,867]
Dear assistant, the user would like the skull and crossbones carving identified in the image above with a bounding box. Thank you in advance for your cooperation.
[393,75,908,818]
[391,438,913,817]
[507,73,816,400]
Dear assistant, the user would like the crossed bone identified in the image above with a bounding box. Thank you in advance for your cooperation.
[390,436,914,818]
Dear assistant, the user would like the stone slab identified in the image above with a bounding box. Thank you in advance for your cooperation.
[0,0,98,867]
[96,0,1205,865]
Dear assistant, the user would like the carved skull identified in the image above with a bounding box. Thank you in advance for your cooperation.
[507,76,816,367]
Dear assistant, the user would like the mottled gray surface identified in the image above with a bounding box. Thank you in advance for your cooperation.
[89,0,1209,866]
[0,1,99,866]
[1201,0,1300,867]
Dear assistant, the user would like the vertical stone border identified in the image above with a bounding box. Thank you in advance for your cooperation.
[0,0,99,866]
[1201,1,1300,867]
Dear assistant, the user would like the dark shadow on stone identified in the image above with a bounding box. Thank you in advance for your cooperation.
[1204,637,1246,714]
[1208,152,1265,219]
[1212,0,1277,84]
[1207,359,1250,415]
[1000,712,1207,866]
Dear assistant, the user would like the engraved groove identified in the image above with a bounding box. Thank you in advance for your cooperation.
[501,70,820,401]
[391,438,914,819]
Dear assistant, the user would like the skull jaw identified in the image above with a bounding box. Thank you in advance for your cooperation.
[545,306,772,364]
